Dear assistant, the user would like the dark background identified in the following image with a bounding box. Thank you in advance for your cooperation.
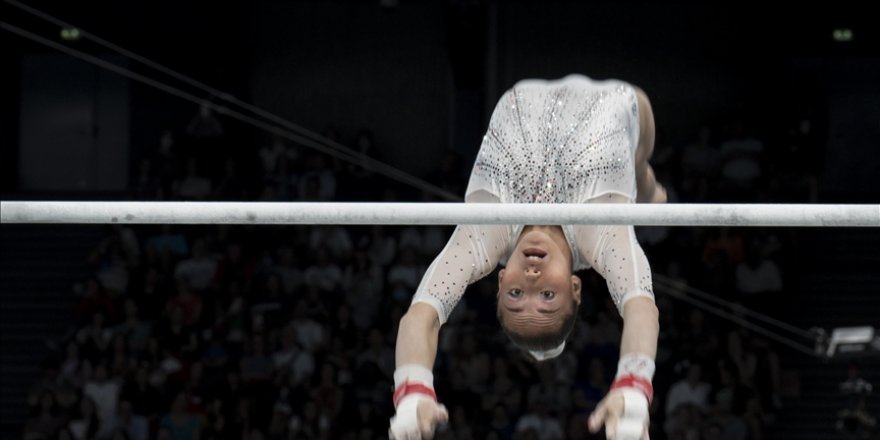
[1,1,878,440]
[3,0,879,197]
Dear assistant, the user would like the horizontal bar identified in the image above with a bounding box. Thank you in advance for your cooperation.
[1,201,878,227]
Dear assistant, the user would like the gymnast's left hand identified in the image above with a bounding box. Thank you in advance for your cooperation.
[588,389,650,440]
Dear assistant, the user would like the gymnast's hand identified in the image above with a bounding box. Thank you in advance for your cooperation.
[389,396,448,440]
[588,388,650,440]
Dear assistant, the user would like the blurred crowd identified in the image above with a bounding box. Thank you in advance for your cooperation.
[23,103,823,440]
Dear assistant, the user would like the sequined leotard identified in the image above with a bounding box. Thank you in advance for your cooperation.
[412,75,655,324]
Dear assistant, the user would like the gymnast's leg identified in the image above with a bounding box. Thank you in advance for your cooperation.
[633,87,667,204]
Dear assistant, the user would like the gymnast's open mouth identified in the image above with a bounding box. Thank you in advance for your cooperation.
[523,248,547,261]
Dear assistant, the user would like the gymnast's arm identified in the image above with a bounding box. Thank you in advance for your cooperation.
[586,297,658,439]
[396,224,507,364]
[395,302,441,374]
[619,296,659,366]
[573,215,658,439]
[390,224,507,439]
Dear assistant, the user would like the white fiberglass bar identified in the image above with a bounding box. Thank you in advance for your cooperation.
[1,201,878,227]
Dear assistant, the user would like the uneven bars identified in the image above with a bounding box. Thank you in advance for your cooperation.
[1,201,878,227]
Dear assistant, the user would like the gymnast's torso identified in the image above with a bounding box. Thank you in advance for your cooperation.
[465,74,641,206]
[411,75,653,324]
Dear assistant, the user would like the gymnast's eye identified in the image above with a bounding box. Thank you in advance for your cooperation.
[507,289,523,298]
[541,291,556,300]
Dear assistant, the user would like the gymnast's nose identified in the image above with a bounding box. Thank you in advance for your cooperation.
[524,266,541,279]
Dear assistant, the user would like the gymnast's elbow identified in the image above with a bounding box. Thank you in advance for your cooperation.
[400,302,441,334]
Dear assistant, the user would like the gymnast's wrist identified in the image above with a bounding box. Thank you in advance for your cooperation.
[612,353,655,403]
[393,364,436,408]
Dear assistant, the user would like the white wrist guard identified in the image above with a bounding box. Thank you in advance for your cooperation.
[393,364,434,389]
[615,353,656,381]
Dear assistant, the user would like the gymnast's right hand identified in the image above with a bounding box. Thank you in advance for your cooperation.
[389,396,448,440]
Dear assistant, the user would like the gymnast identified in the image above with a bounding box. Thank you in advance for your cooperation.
[390,74,666,440]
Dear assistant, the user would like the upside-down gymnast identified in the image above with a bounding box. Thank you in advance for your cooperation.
[389,74,667,440]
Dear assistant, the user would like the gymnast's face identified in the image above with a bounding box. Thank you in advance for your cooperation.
[497,226,581,333]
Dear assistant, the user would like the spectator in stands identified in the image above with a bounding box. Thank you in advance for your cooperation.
[146,225,189,257]
[356,329,394,380]
[265,155,298,201]
[308,226,353,262]
[735,238,783,312]
[165,278,204,328]
[514,397,564,440]
[74,277,116,324]
[386,247,424,303]
[751,337,784,413]
[717,120,765,198]
[82,363,120,430]
[576,358,610,414]
[240,335,274,385]
[132,158,163,201]
[160,393,201,440]
[663,402,702,440]
[486,403,516,440]
[258,132,293,176]
[702,227,744,267]
[342,249,383,330]
[288,400,328,439]
[706,390,749,440]
[154,305,198,358]
[303,247,344,293]
[273,326,315,387]
[95,251,130,297]
[678,125,718,201]
[67,396,101,440]
[397,226,423,254]
[289,300,326,353]
[250,272,287,328]
[665,361,711,418]
[23,390,66,440]
[311,364,345,424]
[186,102,224,139]
[107,400,148,440]
[174,239,217,292]
[201,398,227,440]
[153,129,179,196]
[426,151,467,196]
[109,225,141,266]
[298,154,336,201]
[214,158,248,201]
[75,312,113,363]
[836,388,877,439]
[482,358,524,415]
[175,159,212,200]
[349,129,379,179]
[769,117,821,202]
[365,225,397,268]
[113,299,152,353]
[120,365,163,419]
[273,246,304,295]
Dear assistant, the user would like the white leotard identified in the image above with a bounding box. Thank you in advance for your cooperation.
[412,75,655,324]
